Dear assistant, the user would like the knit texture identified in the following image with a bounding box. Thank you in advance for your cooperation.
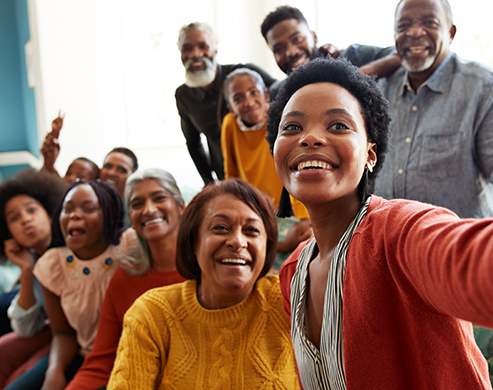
[108,275,299,389]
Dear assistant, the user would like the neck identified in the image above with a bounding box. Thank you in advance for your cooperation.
[74,242,108,260]
[306,194,362,259]
[148,229,178,272]
[197,282,252,310]
[33,235,52,256]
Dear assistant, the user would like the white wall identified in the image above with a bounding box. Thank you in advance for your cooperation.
[29,0,493,190]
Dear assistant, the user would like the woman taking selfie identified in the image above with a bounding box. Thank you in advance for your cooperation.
[267,58,493,389]
[108,179,299,389]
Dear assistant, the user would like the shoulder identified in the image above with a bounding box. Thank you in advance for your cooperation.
[222,112,237,129]
[175,83,190,97]
[451,54,493,85]
[279,239,310,285]
[131,280,189,314]
[33,248,66,294]
[355,196,460,244]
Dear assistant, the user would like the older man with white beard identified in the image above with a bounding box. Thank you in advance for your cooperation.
[375,0,493,219]
[175,22,276,183]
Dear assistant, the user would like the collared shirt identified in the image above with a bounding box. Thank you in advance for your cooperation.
[290,197,370,390]
[376,53,493,218]
[175,64,276,183]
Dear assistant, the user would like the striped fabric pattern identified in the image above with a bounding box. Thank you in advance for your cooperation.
[290,197,371,390]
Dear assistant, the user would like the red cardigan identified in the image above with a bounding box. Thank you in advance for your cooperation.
[280,196,493,390]
[66,267,185,390]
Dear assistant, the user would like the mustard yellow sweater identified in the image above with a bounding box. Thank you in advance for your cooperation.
[107,275,299,390]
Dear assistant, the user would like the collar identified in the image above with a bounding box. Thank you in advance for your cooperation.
[399,53,454,96]
[235,115,267,132]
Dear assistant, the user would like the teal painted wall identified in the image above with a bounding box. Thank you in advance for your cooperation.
[0,0,39,158]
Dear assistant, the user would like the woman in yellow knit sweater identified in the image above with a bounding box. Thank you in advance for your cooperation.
[108,179,299,389]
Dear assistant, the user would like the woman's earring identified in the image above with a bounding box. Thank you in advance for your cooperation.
[367,162,373,173]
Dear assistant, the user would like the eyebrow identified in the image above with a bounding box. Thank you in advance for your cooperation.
[130,190,168,202]
[282,108,356,119]
[211,214,261,223]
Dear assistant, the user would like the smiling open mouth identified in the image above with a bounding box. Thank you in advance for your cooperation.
[143,218,164,227]
[220,258,247,265]
[69,228,85,236]
[294,160,334,171]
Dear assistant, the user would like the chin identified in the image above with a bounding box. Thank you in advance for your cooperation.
[402,56,435,73]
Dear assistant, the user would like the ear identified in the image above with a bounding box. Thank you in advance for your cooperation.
[367,143,377,170]
[311,30,318,45]
[178,200,186,216]
[449,25,457,42]
[264,89,270,102]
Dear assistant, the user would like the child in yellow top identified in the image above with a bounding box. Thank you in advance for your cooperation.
[221,68,311,254]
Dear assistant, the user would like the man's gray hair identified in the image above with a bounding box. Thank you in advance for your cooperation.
[223,68,267,105]
[121,168,183,275]
[177,22,219,49]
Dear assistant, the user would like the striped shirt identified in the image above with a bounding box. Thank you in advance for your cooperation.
[290,197,370,390]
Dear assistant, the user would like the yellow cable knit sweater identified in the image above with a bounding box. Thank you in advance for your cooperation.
[107,275,299,390]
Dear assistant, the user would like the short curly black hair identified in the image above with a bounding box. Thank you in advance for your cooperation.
[266,57,391,209]
[261,6,308,40]
[0,168,68,257]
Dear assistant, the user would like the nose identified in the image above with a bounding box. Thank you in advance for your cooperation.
[244,94,255,108]
[226,228,248,251]
[20,211,33,224]
[286,42,301,59]
[190,46,203,59]
[406,24,427,38]
[299,126,326,148]
[143,199,157,215]
[69,208,82,220]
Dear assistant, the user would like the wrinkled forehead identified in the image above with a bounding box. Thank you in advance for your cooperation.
[180,28,215,50]
[395,0,450,26]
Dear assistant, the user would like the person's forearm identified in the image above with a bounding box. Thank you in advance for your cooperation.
[359,54,401,79]
[17,265,36,310]
[47,334,80,373]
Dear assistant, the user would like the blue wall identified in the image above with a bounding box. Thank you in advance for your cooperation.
[0,0,39,180]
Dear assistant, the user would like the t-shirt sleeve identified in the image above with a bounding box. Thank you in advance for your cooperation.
[32,248,66,296]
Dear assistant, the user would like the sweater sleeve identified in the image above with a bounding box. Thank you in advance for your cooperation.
[361,200,493,328]
[107,298,167,390]
[221,113,239,179]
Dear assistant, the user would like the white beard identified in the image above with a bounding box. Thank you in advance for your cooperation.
[184,57,217,88]
[402,55,435,73]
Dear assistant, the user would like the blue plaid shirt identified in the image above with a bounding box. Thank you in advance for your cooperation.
[375,53,493,218]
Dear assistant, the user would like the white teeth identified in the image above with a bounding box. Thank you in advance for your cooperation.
[408,46,426,53]
[296,160,333,170]
[105,179,117,185]
[220,258,247,265]
[144,218,163,226]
